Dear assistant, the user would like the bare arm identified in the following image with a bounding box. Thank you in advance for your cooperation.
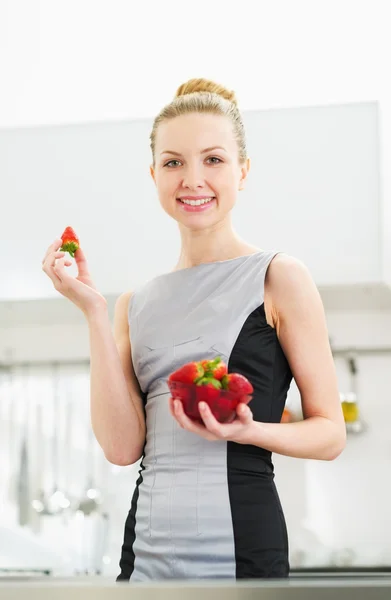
[88,292,146,465]
[253,253,346,460]
[41,238,145,465]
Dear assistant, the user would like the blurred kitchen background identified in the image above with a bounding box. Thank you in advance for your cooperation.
[1,0,391,580]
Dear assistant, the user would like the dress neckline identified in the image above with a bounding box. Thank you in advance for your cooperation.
[138,249,266,290]
[170,249,265,275]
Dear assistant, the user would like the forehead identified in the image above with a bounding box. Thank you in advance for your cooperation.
[155,113,235,153]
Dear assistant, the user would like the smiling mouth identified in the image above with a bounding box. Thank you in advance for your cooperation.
[177,197,216,206]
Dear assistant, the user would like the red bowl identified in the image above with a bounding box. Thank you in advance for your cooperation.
[168,380,253,423]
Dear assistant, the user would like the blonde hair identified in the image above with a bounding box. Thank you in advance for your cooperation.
[150,78,247,165]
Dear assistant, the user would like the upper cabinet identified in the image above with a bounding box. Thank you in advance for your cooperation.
[1,102,389,306]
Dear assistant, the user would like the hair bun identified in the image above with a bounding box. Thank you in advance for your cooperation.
[175,78,238,105]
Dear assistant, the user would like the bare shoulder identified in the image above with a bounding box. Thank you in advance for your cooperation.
[265,253,322,332]
[266,252,312,288]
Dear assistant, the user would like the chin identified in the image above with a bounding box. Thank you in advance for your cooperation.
[176,212,211,226]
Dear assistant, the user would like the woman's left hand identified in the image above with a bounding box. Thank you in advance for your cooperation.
[169,398,255,444]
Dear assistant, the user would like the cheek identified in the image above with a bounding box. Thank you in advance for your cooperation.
[156,176,177,202]
[216,174,238,198]
[214,168,238,189]
[156,183,182,217]
[218,178,239,210]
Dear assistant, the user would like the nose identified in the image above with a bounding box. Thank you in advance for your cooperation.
[182,163,205,189]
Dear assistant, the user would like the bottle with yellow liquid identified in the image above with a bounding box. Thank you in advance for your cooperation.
[341,392,359,423]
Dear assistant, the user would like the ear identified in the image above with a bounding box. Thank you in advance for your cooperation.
[238,157,250,191]
[150,164,156,185]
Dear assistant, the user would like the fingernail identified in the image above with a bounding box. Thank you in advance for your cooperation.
[199,402,206,410]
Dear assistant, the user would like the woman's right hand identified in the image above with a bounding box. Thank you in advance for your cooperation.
[42,238,107,316]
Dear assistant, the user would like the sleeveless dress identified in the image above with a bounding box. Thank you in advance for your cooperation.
[117,250,293,581]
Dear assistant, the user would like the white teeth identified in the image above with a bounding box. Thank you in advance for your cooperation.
[180,197,214,206]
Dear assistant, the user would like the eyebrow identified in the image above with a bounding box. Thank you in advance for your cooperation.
[160,146,227,156]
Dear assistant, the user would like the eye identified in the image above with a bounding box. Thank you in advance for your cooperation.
[164,160,182,168]
[164,156,223,168]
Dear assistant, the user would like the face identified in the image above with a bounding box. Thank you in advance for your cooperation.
[150,113,250,230]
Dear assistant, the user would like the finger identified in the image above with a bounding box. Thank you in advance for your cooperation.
[236,403,253,425]
[42,251,66,275]
[74,247,91,278]
[42,252,67,284]
[42,239,63,265]
[53,257,71,283]
[168,397,176,418]
[173,401,218,441]
[173,400,193,428]
[42,250,68,273]
[198,402,224,436]
[173,400,204,432]
[46,251,66,265]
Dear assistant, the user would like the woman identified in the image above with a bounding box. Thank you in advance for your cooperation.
[42,78,346,581]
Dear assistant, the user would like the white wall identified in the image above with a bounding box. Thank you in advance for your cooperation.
[0,103,386,301]
[2,1,391,294]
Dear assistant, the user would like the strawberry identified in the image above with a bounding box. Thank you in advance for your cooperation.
[195,377,222,407]
[60,226,80,258]
[195,377,222,389]
[196,379,222,406]
[168,361,204,385]
[199,356,228,381]
[221,373,253,395]
[209,359,228,381]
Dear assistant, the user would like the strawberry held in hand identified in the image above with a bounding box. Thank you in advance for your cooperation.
[60,226,80,258]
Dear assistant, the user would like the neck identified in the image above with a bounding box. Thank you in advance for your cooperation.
[174,216,258,271]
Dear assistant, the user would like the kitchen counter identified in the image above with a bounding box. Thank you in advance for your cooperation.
[0,576,391,600]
